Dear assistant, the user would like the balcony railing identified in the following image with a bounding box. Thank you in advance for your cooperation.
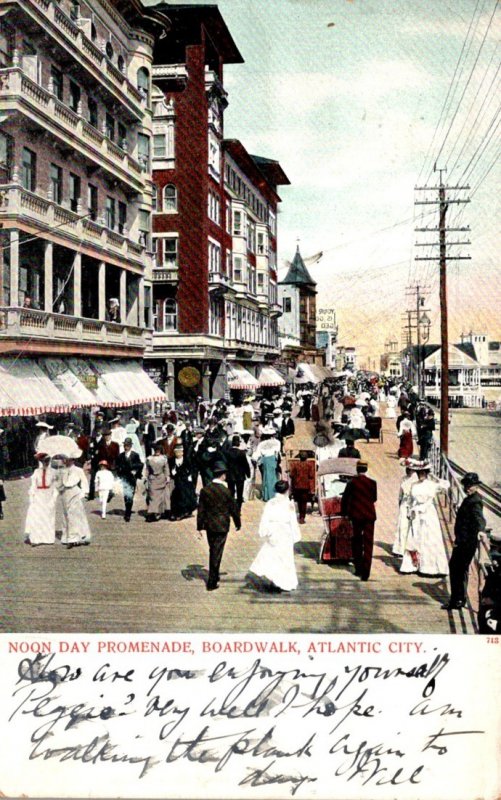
[152,265,179,282]
[0,307,150,349]
[0,69,143,188]
[208,271,230,291]
[16,0,147,120]
[0,184,146,266]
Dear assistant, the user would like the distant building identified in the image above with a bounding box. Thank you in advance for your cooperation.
[278,245,321,366]
[380,339,402,378]
[336,345,357,373]
[460,331,501,387]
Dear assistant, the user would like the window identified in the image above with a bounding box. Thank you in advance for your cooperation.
[51,66,63,101]
[70,0,79,20]
[22,40,40,83]
[88,97,98,128]
[153,134,166,159]
[50,163,62,204]
[163,298,177,331]
[208,133,220,176]
[117,54,125,73]
[0,131,13,183]
[69,81,80,113]
[225,200,231,233]
[21,147,36,192]
[163,184,177,212]
[257,272,264,288]
[233,210,242,236]
[0,22,13,68]
[118,201,127,235]
[137,67,149,103]
[69,173,80,212]
[105,41,114,60]
[137,134,150,171]
[105,196,115,229]
[208,240,221,273]
[117,122,127,150]
[257,232,266,254]
[105,112,115,141]
[138,209,150,248]
[88,184,98,221]
[233,255,243,283]
[91,22,97,41]
[283,297,291,313]
[152,185,157,212]
[163,237,178,267]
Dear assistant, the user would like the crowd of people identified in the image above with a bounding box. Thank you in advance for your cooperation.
[3,371,497,616]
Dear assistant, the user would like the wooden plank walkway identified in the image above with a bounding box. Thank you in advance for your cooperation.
[0,413,476,634]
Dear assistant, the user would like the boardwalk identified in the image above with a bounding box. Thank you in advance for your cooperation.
[0,414,476,634]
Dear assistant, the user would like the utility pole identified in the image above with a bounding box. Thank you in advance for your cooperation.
[414,167,470,455]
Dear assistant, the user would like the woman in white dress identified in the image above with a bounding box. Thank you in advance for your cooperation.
[392,462,418,556]
[58,457,92,548]
[385,394,397,419]
[400,464,449,575]
[249,480,301,591]
[24,453,58,546]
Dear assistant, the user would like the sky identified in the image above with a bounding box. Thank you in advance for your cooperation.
[147,0,500,367]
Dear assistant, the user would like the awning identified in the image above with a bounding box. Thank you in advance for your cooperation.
[90,360,166,407]
[38,358,98,408]
[257,366,286,387]
[295,363,333,384]
[0,357,70,416]
[226,363,259,390]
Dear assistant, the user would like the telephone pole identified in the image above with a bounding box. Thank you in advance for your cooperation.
[414,167,471,455]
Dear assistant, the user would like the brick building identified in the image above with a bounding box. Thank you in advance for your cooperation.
[146,3,289,401]
[0,0,168,429]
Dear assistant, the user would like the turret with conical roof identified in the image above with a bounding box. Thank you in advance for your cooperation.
[282,245,317,287]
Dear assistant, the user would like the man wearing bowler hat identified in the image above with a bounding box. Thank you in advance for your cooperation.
[442,472,486,610]
[197,462,240,591]
[341,459,378,581]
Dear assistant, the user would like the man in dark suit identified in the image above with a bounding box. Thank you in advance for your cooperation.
[225,435,251,510]
[197,462,241,590]
[115,437,143,522]
[341,459,377,581]
[338,438,361,459]
[280,410,295,441]
[442,472,486,610]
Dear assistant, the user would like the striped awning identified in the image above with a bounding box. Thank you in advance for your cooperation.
[90,359,166,407]
[0,357,70,416]
[226,363,259,390]
[295,363,333,384]
[38,358,98,408]
[257,366,286,387]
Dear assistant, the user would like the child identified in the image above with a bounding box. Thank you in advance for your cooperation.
[95,460,114,519]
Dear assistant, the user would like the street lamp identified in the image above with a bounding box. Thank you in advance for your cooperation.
[418,311,431,398]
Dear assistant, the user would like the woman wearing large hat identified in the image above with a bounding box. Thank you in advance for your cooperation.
[400,461,450,575]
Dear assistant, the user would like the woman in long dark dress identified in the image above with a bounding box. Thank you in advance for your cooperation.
[170,444,197,520]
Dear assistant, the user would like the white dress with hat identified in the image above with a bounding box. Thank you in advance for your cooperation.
[24,465,58,544]
[392,472,418,556]
[400,477,449,575]
[58,465,92,545]
[249,493,301,591]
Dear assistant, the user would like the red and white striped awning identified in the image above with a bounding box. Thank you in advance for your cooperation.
[257,366,286,387]
[0,357,70,416]
[90,359,166,407]
[226,363,259,390]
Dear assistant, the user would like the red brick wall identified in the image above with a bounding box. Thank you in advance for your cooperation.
[153,43,210,335]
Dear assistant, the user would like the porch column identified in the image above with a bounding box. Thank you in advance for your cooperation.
[202,361,211,400]
[10,230,19,305]
[120,269,127,324]
[127,276,139,326]
[98,261,106,320]
[138,276,145,328]
[73,251,82,317]
[44,241,53,311]
[165,359,175,402]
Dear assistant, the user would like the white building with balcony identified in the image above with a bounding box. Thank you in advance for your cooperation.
[0,0,168,425]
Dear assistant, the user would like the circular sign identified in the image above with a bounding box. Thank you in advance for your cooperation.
[178,366,201,387]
